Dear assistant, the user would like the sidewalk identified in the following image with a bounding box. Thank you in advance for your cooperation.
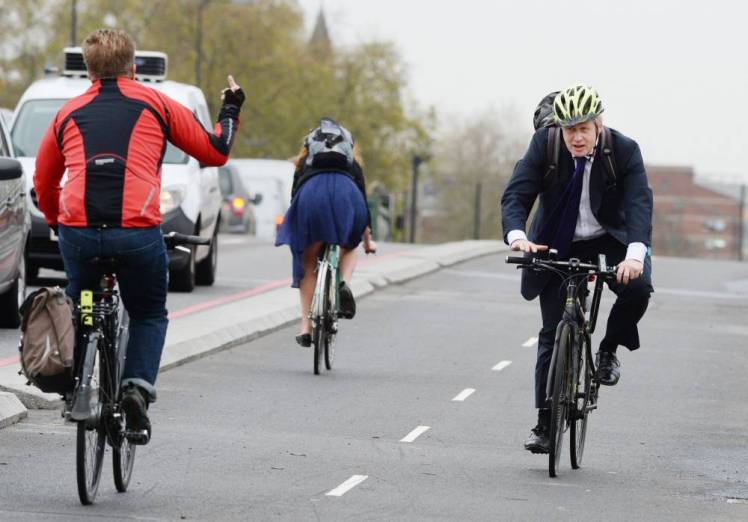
[0,240,506,425]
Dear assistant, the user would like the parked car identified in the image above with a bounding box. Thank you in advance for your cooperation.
[231,159,294,241]
[0,108,13,127]
[10,48,222,292]
[0,111,30,327]
[218,162,260,234]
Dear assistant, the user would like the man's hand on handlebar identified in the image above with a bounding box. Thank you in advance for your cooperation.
[616,259,643,285]
[510,239,549,254]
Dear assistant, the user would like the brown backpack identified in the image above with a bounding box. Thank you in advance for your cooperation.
[18,287,76,394]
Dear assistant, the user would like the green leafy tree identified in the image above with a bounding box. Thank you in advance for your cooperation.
[0,0,430,198]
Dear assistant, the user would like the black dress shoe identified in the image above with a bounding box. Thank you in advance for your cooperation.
[524,424,550,454]
[296,333,312,347]
[596,351,621,386]
[338,281,356,319]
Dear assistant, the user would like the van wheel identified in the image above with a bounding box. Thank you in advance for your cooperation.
[196,228,218,286]
[169,246,195,293]
[0,264,25,328]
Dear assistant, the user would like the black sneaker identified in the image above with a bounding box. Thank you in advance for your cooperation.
[120,385,151,445]
[596,351,621,386]
[339,281,356,319]
[524,424,550,454]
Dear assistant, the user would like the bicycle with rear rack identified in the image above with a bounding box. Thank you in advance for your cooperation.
[66,231,210,505]
[309,244,340,375]
[506,250,618,478]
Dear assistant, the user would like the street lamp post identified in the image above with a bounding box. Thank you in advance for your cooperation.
[195,0,210,86]
[739,184,746,261]
[70,0,78,46]
[409,154,423,243]
[473,181,482,239]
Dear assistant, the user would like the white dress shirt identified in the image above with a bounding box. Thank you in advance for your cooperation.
[507,155,647,264]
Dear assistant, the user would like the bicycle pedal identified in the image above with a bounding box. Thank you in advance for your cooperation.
[125,429,150,445]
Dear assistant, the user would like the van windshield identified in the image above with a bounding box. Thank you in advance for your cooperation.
[11,99,188,164]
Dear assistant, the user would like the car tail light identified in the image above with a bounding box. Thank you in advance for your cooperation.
[232,197,245,216]
[275,215,284,228]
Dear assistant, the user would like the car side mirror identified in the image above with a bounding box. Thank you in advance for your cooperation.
[0,158,23,181]
[252,193,263,205]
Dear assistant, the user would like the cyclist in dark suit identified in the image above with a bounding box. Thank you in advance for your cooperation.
[500,84,654,454]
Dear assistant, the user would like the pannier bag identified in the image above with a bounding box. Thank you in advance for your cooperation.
[18,287,75,394]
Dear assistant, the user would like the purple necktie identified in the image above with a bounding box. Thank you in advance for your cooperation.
[538,157,586,259]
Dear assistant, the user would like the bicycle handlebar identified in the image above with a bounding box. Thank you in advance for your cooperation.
[163,231,211,249]
[505,252,617,277]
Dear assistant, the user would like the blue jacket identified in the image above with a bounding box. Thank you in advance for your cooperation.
[501,126,653,300]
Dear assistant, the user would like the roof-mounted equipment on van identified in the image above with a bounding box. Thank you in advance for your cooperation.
[62,47,168,82]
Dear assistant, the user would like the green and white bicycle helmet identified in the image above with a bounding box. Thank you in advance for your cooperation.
[553,83,604,128]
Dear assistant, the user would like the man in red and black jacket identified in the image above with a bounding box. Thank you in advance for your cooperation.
[34,29,245,443]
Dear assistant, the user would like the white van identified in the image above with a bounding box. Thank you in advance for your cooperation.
[231,159,294,241]
[10,48,221,291]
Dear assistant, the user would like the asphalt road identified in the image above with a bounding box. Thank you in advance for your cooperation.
[1,253,747,520]
[0,234,417,361]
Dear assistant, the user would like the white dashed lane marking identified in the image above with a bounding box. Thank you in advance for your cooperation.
[451,388,475,402]
[400,425,430,443]
[522,336,538,347]
[326,475,368,497]
[492,360,512,372]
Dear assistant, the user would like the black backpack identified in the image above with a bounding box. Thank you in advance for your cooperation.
[533,91,617,192]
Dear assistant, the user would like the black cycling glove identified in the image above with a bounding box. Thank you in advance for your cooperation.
[219,88,244,121]
[222,87,245,109]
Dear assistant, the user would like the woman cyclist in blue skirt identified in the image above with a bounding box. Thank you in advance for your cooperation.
[276,118,377,347]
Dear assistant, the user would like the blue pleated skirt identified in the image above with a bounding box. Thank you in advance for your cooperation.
[275,173,369,287]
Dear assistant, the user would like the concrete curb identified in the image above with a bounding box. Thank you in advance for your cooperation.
[0,240,507,416]
[0,392,27,428]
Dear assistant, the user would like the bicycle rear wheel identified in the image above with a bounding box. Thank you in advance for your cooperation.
[113,308,136,491]
[570,333,593,469]
[75,334,106,505]
[313,315,325,375]
[324,267,337,371]
[549,323,573,478]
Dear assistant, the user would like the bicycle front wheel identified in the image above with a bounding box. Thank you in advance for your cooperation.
[113,438,136,492]
[549,323,573,478]
[570,333,593,469]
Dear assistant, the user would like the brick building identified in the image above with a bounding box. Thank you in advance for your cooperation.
[648,166,744,259]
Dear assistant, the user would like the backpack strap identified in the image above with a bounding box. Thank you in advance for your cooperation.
[600,126,617,190]
[542,127,561,192]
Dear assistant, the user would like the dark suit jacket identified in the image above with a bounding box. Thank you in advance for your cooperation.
[500,126,653,300]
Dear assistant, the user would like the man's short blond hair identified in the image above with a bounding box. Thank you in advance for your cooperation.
[82,29,135,80]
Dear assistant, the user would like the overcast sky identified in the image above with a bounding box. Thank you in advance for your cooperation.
[297,0,748,184]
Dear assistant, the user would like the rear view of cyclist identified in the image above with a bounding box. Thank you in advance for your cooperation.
[34,29,244,443]
[275,118,376,347]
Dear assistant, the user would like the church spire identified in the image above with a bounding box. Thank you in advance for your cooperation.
[310,7,332,55]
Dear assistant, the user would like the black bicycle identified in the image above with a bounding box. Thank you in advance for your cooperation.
[66,232,209,505]
[507,250,617,478]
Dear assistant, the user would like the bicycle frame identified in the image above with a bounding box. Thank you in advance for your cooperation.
[544,258,609,405]
[70,274,125,424]
[310,244,340,321]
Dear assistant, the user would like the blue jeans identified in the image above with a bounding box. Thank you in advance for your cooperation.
[57,225,168,402]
